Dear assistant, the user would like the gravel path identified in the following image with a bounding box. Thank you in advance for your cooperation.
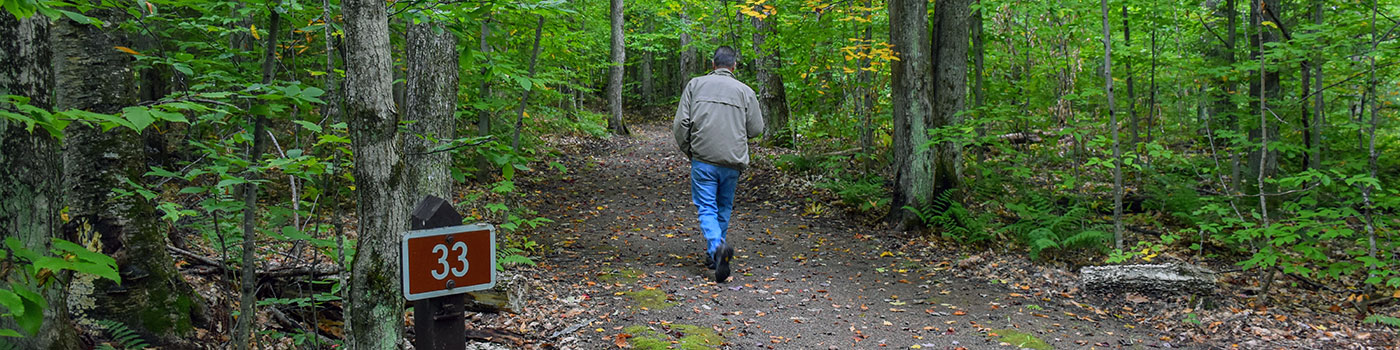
[524,123,1190,350]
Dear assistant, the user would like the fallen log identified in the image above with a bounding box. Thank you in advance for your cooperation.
[464,272,525,313]
[1081,263,1216,296]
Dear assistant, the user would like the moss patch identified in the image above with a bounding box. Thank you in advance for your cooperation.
[621,289,676,310]
[598,268,644,285]
[991,328,1053,350]
[624,324,723,350]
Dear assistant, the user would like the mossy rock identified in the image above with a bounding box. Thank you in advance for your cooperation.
[991,328,1052,350]
[598,268,644,285]
[623,324,723,350]
[621,289,675,310]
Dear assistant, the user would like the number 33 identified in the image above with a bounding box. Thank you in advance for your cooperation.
[430,241,469,280]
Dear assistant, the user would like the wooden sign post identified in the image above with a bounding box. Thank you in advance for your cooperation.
[403,196,496,350]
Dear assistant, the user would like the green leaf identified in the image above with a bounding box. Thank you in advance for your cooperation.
[515,76,533,91]
[121,107,154,132]
[0,289,23,317]
[293,120,323,133]
[13,286,45,335]
[0,328,21,337]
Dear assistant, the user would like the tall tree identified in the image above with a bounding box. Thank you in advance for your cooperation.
[1101,0,1124,249]
[0,12,81,349]
[640,17,655,105]
[513,15,545,152]
[406,20,459,201]
[928,0,971,202]
[750,5,790,146]
[1243,0,1280,206]
[53,3,207,344]
[235,2,282,348]
[888,0,934,229]
[475,18,495,179]
[607,0,628,135]
[678,11,696,94]
[342,0,412,348]
[888,0,970,229]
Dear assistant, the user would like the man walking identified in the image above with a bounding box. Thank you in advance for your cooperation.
[672,46,765,283]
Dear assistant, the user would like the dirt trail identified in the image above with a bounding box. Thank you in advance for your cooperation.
[525,123,1188,349]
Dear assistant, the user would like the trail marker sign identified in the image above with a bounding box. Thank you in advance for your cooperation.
[403,196,495,350]
[401,223,496,300]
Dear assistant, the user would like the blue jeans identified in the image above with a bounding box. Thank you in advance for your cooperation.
[690,160,739,256]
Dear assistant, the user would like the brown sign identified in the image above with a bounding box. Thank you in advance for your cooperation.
[401,224,496,301]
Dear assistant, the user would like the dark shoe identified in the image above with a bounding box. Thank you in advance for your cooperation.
[714,243,734,283]
[704,254,716,270]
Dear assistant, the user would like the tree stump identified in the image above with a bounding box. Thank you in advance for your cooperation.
[1080,263,1216,295]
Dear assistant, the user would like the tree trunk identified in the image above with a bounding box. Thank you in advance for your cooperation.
[0,13,82,350]
[928,0,971,195]
[751,6,791,147]
[607,0,629,135]
[342,0,412,347]
[235,4,282,348]
[53,4,207,345]
[513,16,545,153]
[640,18,654,106]
[972,0,986,139]
[859,0,875,156]
[406,20,459,203]
[475,19,494,180]
[1101,0,1124,250]
[889,0,968,230]
[1308,0,1324,171]
[1123,6,1138,147]
[1243,0,1280,208]
[678,12,696,94]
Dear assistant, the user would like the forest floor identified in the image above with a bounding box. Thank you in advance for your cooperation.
[463,122,1200,350]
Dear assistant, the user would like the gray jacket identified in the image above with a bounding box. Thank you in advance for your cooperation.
[672,69,765,170]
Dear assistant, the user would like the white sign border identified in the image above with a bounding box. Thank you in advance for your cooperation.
[401,223,497,301]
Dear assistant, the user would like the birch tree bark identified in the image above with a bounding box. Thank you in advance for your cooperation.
[1101,0,1124,249]
[0,12,82,350]
[342,0,412,347]
[53,4,206,344]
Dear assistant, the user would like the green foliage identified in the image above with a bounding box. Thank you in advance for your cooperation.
[1363,314,1400,328]
[94,320,149,350]
[815,175,888,212]
[1003,194,1109,260]
[905,190,994,246]
[1,237,120,337]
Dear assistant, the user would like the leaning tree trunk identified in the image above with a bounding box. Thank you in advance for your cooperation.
[0,13,82,350]
[52,4,207,345]
[405,20,459,201]
[887,0,934,229]
[607,0,629,135]
[342,0,412,348]
[513,16,545,153]
[751,7,791,147]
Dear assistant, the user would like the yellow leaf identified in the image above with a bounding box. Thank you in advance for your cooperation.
[114,46,142,56]
[251,24,260,40]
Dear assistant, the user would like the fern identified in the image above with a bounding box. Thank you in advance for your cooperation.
[908,190,993,245]
[1002,193,1108,260]
[94,320,148,350]
[1363,314,1400,328]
